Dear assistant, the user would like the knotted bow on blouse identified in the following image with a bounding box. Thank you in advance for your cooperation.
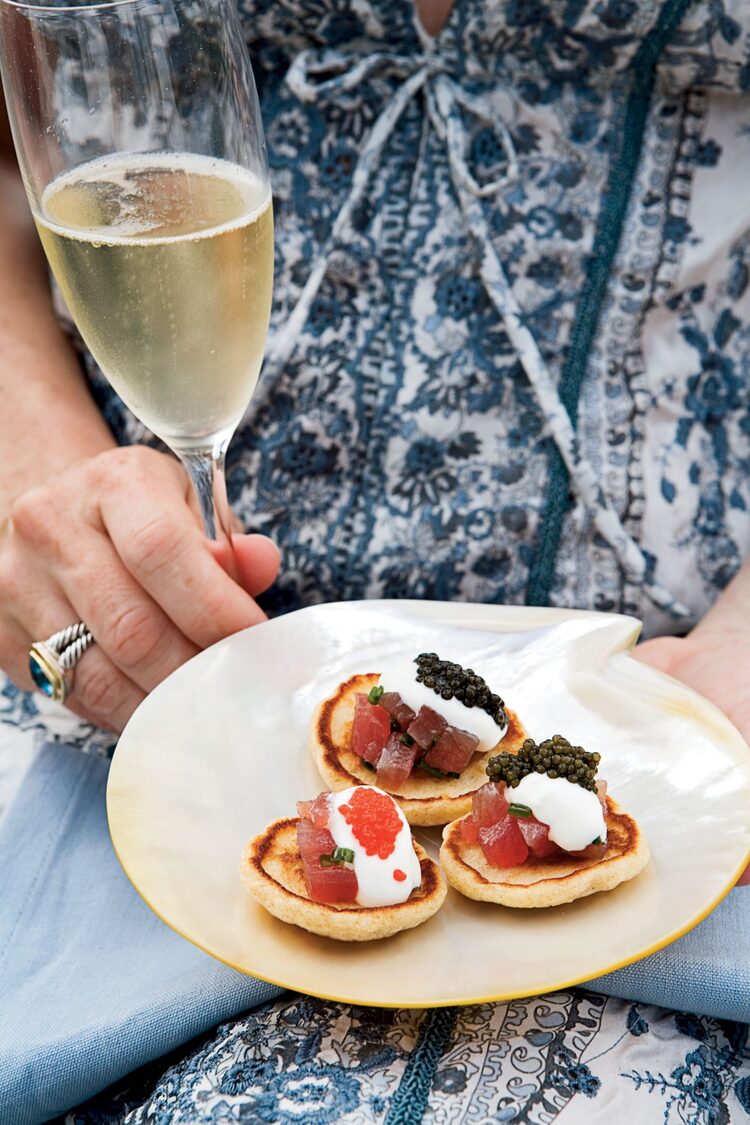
[260,32,687,619]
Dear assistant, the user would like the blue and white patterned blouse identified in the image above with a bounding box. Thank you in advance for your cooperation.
[6,0,750,1121]
[85,0,750,639]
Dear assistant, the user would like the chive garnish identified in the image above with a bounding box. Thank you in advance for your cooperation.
[508,802,533,818]
[367,685,384,705]
[418,762,460,779]
[418,762,443,778]
[591,836,602,846]
[400,732,415,747]
[319,848,355,867]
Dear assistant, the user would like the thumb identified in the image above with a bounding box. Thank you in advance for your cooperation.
[630,635,686,676]
[231,533,281,598]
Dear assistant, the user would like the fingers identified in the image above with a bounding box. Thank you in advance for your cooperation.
[0,613,35,690]
[205,532,280,595]
[57,525,200,694]
[64,644,146,733]
[1,446,278,731]
[7,456,202,698]
[630,637,685,676]
[98,458,269,648]
[230,534,280,597]
[7,592,145,733]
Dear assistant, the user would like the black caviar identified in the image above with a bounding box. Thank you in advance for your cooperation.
[487,734,600,792]
[414,653,507,727]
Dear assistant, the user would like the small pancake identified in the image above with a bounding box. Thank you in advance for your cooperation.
[312,673,528,826]
[241,818,447,941]
[440,797,649,908]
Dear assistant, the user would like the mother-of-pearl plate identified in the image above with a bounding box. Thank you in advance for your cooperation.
[106,601,750,1008]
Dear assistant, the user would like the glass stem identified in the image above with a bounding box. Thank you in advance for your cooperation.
[179,438,238,578]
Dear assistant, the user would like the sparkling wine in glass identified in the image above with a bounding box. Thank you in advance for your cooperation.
[0,0,273,557]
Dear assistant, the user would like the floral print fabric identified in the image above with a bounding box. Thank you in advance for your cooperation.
[85,0,750,637]
[62,992,750,1125]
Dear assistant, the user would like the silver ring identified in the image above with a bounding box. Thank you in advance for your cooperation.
[29,622,94,703]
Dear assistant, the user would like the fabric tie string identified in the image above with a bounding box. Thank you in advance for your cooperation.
[259,39,687,620]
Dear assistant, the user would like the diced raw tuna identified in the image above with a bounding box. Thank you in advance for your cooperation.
[296,817,358,904]
[296,792,331,829]
[350,693,391,766]
[464,778,607,867]
[462,781,508,844]
[376,733,420,790]
[379,692,416,732]
[423,725,479,773]
[479,815,529,868]
[472,781,509,825]
[461,815,481,844]
[517,816,564,860]
[407,705,448,751]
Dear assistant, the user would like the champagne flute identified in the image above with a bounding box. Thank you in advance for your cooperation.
[0,0,273,563]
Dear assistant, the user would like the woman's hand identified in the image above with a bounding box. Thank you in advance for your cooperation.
[634,631,750,886]
[0,445,280,732]
[0,135,281,733]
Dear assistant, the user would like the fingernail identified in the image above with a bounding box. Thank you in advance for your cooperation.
[233,532,280,554]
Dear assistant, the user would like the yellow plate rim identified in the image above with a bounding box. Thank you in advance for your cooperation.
[106,822,750,1009]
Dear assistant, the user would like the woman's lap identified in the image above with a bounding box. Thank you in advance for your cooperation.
[0,675,115,822]
[3,684,748,1124]
[60,992,750,1123]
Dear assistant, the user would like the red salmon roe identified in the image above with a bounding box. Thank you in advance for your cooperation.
[339,787,404,860]
[393,869,406,882]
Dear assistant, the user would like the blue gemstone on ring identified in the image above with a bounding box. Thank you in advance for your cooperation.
[29,653,54,696]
